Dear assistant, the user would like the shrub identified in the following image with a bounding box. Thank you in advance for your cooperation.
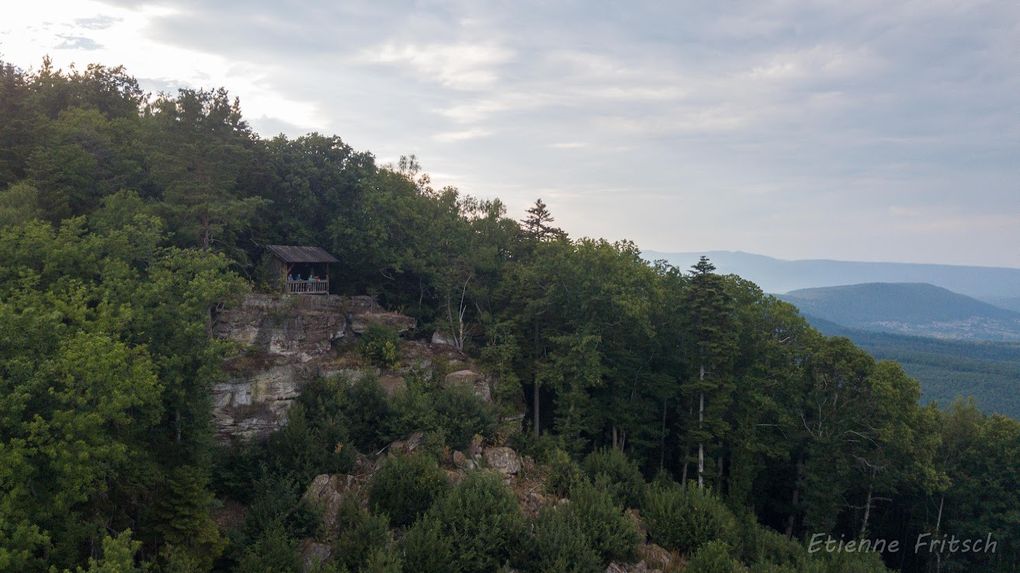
[334,499,391,572]
[565,480,641,565]
[343,375,394,450]
[431,384,497,449]
[387,377,496,451]
[582,448,646,508]
[737,513,807,569]
[686,541,747,573]
[266,402,356,484]
[546,448,586,498]
[359,324,400,368]
[363,546,403,573]
[527,506,603,573]
[368,453,450,527]
[642,483,738,555]
[428,470,526,572]
[401,512,454,573]
[235,522,301,573]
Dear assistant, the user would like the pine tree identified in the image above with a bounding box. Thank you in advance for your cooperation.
[683,257,737,489]
[521,198,566,241]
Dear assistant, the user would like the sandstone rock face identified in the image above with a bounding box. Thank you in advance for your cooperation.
[484,446,522,476]
[387,432,424,456]
[302,473,362,532]
[348,294,416,334]
[212,293,414,441]
[212,364,308,440]
[444,369,492,402]
[605,562,661,573]
[300,540,333,573]
[214,294,348,361]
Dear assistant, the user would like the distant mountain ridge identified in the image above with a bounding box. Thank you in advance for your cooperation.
[779,283,1020,341]
[644,250,1020,309]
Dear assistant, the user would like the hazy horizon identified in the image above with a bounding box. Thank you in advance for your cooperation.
[4,1,1019,267]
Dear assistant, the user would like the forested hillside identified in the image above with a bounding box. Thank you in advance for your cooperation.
[780,283,1020,341]
[1,59,1018,573]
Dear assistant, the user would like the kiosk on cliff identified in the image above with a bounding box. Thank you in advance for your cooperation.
[265,245,339,295]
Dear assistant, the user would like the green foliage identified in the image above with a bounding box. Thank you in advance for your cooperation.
[642,483,738,555]
[368,453,450,527]
[526,506,602,573]
[359,324,400,368]
[334,499,391,572]
[363,546,403,573]
[234,522,300,573]
[545,449,586,498]
[563,480,641,565]
[425,470,526,573]
[582,448,646,508]
[388,377,497,450]
[686,541,747,573]
[70,530,143,573]
[401,512,454,573]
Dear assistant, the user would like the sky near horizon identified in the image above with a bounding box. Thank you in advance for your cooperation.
[3,1,1019,267]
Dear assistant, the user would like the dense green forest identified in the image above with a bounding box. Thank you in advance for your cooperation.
[808,315,1020,419]
[1,59,1017,572]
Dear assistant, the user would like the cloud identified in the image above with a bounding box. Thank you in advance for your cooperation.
[363,41,513,90]
[55,35,102,50]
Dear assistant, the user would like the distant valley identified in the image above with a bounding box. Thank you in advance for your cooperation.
[645,250,1020,310]
[779,282,1020,341]
[644,250,1020,418]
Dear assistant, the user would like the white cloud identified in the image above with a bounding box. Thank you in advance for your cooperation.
[363,41,513,90]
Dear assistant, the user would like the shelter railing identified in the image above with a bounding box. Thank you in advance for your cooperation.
[286,279,329,294]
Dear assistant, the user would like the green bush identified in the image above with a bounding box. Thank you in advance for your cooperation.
[235,522,301,573]
[686,540,747,573]
[359,324,400,368]
[343,376,394,451]
[642,483,738,555]
[582,448,646,508]
[545,448,586,498]
[737,513,807,569]
[334,499,391,572]
[368,453,450,527]
[389,380,497,450]
[401,512,454,573]
[363,546,403,573]
[427,470,526,572]
[527,506,603,573]
[431,384,497,449]
[564,480,641,565]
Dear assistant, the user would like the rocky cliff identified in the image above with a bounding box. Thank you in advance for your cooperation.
[211,293,499,441]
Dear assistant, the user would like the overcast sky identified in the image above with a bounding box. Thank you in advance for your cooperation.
[3,1,1019,266]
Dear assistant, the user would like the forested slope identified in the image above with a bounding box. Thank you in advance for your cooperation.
[1,59,1017,573]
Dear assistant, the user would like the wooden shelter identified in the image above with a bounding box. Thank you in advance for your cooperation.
[265,245,339,295]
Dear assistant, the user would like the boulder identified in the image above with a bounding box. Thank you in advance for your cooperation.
[388,432,424,456]
[349,311,415,335]
[606,562,660,573]
[300,540,333,573]
[431,330,458,347]
[637,544,675,571]
[302,474,360,532]
[468,434,485,460]
[452,450,476,470]
[444,369,492,402]
[377,374,406,397]
[484,446,522,476]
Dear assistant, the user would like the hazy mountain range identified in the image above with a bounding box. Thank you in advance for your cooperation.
[643,251,1020,417]
[644,250,1020,311]
[779,283,1020,341]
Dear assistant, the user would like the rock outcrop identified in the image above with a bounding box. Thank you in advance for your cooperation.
[212,294,413,440]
